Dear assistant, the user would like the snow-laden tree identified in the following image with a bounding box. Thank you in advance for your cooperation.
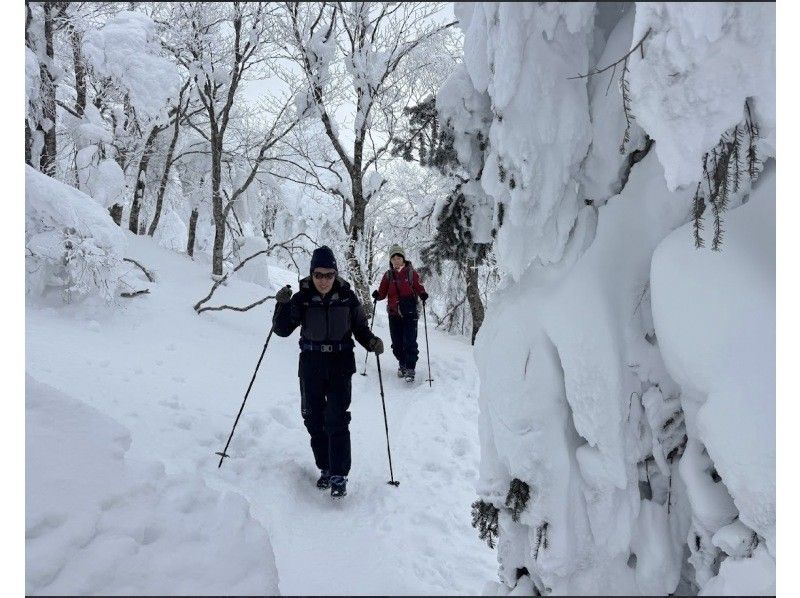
[445,2,775,595]
[78,8,183,229]
[154,2,299,278]
[26,1,70,176]
[275,1,458,311]
[393,90,497,344]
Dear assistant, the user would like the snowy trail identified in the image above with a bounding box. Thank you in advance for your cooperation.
[26,234,496,595]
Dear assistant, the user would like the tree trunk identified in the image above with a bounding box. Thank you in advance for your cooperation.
[365,225,376,286]
[25,121,33,167]
[148,103,182,236]
[187,208,199,257]
[465,257,485,345]
[25,3,34,167]
[38,1,56,176]
[69,23,86,117]
[109,204,123,225]
[211,139,226,276]
[345,172,372,314]
[129,126,160,234]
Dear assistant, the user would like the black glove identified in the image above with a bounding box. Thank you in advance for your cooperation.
[371,290,380,300]
[275,285,292,304]
[369,337,384,355]
[419,292,428,302]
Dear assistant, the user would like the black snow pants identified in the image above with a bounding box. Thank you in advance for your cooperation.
[299,359,353,476]
[388,313,419,371]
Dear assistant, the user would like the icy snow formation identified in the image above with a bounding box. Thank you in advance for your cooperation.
[628,3,775,190]
[455,3,596,280]
[652,164,776,586]
[26,375,280,595]
[447,2,775,595]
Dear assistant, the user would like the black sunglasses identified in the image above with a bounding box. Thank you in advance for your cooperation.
[313,271,336,280]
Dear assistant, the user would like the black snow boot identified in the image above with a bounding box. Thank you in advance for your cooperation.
[330,475,347,498]
[404,369,415,383]
[397,367,405,378]
[316,470,331,490]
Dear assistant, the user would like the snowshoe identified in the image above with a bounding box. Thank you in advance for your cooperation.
[330,475,347,498]
[404,369,415,383]
[316,470,331,490]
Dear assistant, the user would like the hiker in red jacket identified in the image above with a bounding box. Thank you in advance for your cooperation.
[372,245,428,382]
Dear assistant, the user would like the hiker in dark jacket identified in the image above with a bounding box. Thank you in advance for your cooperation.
[372,244,428,382]
[273,245,384,498]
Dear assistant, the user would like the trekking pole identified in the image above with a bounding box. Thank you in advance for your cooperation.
[422,301,434,387]
[376,354,400,487]
[216,286,290,468]
[360,298,378,376]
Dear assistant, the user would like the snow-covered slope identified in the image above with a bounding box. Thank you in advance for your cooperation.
[26,231,496,595]
[26,375,279,595]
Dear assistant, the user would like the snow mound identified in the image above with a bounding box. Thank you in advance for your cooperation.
[25,166,126,302]
[651,163,775,560]
[26,375,280,595]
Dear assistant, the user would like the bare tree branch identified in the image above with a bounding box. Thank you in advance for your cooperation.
[122,257,155,282]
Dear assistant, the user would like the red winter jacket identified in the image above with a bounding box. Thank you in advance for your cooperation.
[376,263,427,316]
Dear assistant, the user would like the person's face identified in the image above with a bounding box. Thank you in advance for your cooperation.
[391,255,405,270]
[312,268,336,295]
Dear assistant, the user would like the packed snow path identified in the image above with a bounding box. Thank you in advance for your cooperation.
[26,234,497,595]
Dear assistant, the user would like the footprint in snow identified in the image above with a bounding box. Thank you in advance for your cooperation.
[451,437,470,457]
[175,416,193,430]
[159,394,184,410]
[247,416,266,435]
[26,513,67,539]
[269,407,296,429]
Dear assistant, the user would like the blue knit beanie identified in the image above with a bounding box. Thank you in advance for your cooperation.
[310,245,337,273]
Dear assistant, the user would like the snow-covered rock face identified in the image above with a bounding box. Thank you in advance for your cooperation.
[452,2,775,594]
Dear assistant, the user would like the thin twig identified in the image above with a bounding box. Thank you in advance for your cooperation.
[568,28,652,80]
